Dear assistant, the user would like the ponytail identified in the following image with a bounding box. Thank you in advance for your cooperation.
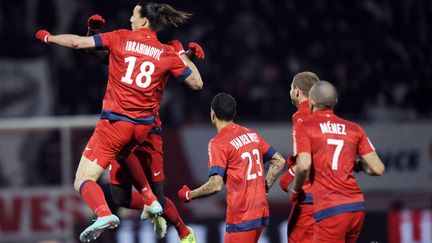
[138,2,192,32]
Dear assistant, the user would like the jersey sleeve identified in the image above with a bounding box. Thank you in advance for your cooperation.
[207,139,227,177]
[357,125,375,156]
[93,30,122,52]
[257,133,276,162]
[293,122,311,156]
[170,53,192,82]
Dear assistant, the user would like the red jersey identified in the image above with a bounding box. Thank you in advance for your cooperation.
[94,28,191,122]
[207,123,276,232]
[291,100,313,203]
[293,110,375,221]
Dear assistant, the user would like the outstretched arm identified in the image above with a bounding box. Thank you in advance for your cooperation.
[178,175,224,202]
[36,30,95,49]
[190,175,224,199]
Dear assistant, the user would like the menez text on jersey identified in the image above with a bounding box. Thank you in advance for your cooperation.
[125,41,163,60]
[319,122,346,135]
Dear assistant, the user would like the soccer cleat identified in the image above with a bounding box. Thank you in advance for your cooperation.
[151,216,167,239]
[140,200,163,221]
[79,215,120,242]
[180,226,196,243]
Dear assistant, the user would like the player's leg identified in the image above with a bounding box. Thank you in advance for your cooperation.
[287,203,302,242]
[137,133,195,241]
[74,155,113,217]
[76,119,140,242]
[116,148,162,220]
[345,211,365,243]
[109,159,144,209]
[313,213,349,243]
[224,227,264,243]
[288,203,314,243]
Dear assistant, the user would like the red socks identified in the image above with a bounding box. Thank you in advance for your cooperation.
[120,152,157,205]
[163,197,190,238]
[79,180,112,217]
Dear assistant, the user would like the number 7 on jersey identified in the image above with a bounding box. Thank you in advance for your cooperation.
[327,138,344,170]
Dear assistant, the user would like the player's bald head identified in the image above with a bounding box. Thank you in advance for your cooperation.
[309,81,338,110]
[292,71,320,97]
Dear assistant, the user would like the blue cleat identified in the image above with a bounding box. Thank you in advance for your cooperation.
[140,200,163,221]
[79,215,120,242]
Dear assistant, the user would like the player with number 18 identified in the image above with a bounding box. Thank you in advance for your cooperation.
[35,2,203,242]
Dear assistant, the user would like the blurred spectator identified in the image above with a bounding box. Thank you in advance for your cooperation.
[1,0,431,124]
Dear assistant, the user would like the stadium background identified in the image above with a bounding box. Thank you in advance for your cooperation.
[1,0,432,242]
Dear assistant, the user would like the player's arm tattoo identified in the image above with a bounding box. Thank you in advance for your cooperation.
[86,29,110,64]
[190,175,224,200]
[265,152,285,190]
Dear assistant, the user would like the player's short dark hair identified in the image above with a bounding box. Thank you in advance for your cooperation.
[137,2,192,32]
[292,71,319,97]
[211,93,236,121]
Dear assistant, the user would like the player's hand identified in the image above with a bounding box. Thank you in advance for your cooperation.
[88,14,106,31]
[279,166,295,192]
[167,39,186,55]
[35,29,51,43]
[188,42,205,59]
[287,155,296,167]
[290,189,306,204]
[178,185,192,202]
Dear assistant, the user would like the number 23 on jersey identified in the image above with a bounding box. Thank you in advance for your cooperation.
[242,149,263,180]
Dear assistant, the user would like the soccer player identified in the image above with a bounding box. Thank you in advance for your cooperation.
[35,2,203,242]
[292,81,385,243]
[278,71,319,242]
[177,93,286,243]
[86,14,203,242]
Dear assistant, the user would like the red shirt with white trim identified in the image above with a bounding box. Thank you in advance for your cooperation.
[93,28,191,120]
[207,123,276,232]
[293,110,375,220]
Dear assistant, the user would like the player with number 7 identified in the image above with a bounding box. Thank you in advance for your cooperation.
[292,81,385,242]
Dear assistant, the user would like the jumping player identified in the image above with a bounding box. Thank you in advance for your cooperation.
[35,2,203,242]
[178,93,285,243]
[292,81,385,242]
[278,71,319,242]
[86,14,203,242]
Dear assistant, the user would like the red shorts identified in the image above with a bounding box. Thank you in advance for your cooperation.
[313,211,365,243]
[288,203,314,243]
[224,227,264,243]
[109,131,164,184]
[82,119,152,169]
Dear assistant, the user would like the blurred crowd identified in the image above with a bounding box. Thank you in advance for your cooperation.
[1,0,431,125]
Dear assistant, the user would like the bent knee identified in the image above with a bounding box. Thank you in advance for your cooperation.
[73,178,95,192]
